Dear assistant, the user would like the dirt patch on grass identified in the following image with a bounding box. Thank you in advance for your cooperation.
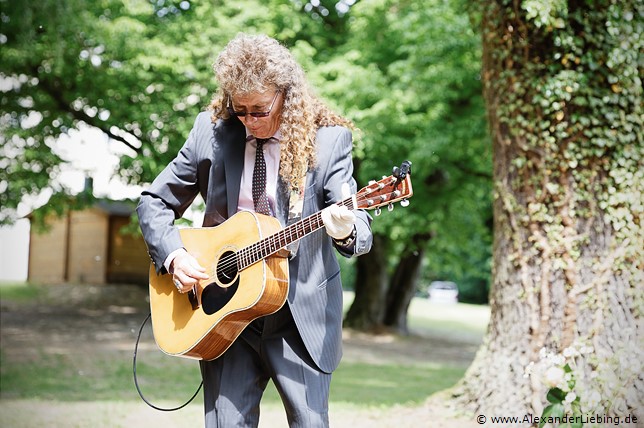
[0,283,483,427]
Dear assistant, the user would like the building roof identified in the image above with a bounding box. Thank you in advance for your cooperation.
[27,197,138,220]
[94,199,137,216]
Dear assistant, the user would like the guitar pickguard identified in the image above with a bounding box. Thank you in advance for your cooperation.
[201,277,240,315]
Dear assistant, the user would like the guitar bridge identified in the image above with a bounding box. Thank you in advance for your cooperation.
[188,288,200,310]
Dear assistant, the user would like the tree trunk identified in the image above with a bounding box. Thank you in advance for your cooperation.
[383,233,431,334]
[453,0,643,420]
[344,233,388,331]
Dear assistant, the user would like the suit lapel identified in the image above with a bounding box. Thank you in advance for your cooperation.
[219,120,246,218]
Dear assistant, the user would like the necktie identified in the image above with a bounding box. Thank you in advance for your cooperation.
[252,138,271,215]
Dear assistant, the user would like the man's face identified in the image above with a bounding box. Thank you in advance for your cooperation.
[229,91,283,139]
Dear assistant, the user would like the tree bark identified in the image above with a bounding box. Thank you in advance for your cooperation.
[453,0,643,419]
[383,232,431,334]
[344,233,388,331]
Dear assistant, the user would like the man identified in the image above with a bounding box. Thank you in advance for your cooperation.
[137,33,373,427]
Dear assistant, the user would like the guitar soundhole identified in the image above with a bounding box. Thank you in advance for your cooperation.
[201,250,239,316]
[216,250,238,286]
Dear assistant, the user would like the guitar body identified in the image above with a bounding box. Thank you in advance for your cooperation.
[149,211,289,360]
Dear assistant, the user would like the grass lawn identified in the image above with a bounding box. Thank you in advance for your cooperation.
[0,283,489,409]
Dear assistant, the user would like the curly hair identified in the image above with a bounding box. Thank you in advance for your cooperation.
[208,33,355,190]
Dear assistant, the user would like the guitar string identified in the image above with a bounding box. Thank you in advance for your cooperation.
[211,180,406,278]
[214,196,356,276]
[215,209,327,276]
[213,182,406,277]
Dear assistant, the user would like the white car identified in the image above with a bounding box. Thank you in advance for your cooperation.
[428,281,459,304]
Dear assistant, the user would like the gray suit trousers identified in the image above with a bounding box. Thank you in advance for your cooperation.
[199,304,331,428]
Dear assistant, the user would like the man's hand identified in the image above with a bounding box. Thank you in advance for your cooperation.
[321,204,356,240]
[170,250,209,293]
[322,203,356,240]
[322,183,356,240]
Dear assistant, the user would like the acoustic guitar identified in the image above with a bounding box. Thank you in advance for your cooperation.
[149,161,413,360]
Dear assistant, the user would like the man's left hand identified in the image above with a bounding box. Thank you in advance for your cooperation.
[322,204,356,240]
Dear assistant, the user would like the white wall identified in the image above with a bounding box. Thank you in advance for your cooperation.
[0,219,30,282]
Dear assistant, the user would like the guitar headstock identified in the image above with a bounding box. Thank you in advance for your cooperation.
[354,161,413,214]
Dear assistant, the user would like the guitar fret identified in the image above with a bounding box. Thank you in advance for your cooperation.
[236,199,352,271]
[238,248,246,270]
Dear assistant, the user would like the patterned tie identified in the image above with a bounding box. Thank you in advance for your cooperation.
[252,138,271,215]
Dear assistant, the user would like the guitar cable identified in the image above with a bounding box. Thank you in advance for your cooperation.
[132,312,203,411]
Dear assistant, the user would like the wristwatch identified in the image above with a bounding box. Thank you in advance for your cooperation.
[333,227,356,247]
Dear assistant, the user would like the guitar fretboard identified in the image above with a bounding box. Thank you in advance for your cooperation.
[236,197,354,270]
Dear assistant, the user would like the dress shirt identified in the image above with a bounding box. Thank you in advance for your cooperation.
[237,132,281,215]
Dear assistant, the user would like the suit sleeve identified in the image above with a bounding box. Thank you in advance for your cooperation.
[136,113,208,274]
[321,127,373,258]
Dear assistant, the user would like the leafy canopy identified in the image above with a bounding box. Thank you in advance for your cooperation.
[1,0,492,301]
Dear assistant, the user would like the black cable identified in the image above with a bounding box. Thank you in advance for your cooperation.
[132,312,203,411]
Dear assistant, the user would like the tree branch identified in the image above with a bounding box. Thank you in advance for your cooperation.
[35,69,142,154]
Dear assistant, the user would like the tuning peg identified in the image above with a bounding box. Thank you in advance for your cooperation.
[375,207,381,216]
[400,199,410,207]
[388,203,394,212]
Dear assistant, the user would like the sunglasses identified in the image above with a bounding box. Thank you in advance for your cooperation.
[227,92,280,118]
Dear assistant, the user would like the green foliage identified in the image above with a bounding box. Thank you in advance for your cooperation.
[315,0,492,301]
[0,0,290,223]
[1,0,493,303]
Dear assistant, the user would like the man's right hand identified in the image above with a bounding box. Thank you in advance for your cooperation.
[170,249,210,293]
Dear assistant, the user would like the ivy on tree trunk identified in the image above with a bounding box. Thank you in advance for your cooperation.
[453,0,642,418]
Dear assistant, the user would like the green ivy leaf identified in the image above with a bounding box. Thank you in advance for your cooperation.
[546,387,566,403]
[538,403,565,428]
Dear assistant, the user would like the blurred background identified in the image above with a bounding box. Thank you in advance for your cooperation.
[0,0,493,331]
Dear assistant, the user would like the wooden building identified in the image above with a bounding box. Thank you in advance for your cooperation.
[28,200,150,285]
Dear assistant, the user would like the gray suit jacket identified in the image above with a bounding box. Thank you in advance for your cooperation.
[137,111,373,373]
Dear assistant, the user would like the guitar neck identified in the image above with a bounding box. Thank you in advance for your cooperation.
[235,161,413,270]
[236,198,355,270]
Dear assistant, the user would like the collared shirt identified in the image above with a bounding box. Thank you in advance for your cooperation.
[237,131,281,215]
